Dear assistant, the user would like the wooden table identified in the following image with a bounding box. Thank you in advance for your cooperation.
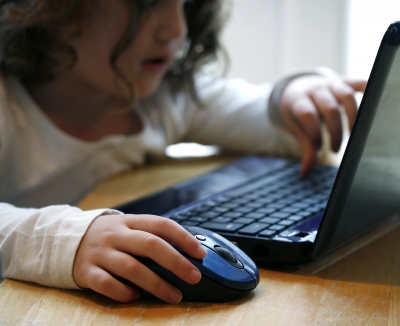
[1,155,400,325]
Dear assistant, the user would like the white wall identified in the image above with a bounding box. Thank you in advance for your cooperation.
[221,0,348,84]
[347,0,400,79]
[221,0,400,84]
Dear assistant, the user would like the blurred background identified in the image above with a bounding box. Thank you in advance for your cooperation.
[221,0,400,83]
[167,0,400,157]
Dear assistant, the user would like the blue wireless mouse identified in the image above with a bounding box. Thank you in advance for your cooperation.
[137,226,260,302]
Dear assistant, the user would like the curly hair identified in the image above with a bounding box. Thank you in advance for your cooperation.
[0,0,226,103]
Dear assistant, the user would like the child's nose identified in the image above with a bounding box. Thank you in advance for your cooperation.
[156,6,187,43]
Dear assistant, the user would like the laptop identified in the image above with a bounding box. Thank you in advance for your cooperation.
[116,21,400,266]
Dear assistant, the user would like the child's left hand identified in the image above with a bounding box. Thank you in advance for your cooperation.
[280,74,367,174]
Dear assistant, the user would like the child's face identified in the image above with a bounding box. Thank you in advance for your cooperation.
[67,0,188,99]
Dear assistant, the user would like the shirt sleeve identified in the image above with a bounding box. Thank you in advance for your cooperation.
[0,202,121,289]
[180,74,303,158]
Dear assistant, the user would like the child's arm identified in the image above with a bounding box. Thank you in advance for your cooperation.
[279,74,366,174]
[0,203,109,287]
[162,70,365,168]
[0,203,206,304]
[73,214,206,304]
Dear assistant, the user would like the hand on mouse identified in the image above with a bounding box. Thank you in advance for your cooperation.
[280,74,367,174]
[73,214,207,304]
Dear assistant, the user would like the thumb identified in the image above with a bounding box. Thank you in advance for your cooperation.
[344,78,367,93]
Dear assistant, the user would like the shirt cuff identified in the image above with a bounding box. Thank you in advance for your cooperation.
[56,208,123,289]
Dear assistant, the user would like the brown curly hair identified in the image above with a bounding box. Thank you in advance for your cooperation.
[0,0,226,102]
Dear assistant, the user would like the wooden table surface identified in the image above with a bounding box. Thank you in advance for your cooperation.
[1,155,400,326]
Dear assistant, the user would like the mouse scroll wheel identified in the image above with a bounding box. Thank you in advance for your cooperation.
[213,245,237,264]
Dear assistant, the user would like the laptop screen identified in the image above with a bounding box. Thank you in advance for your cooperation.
[313,22,400,258]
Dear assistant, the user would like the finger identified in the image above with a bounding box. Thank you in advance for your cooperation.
[124,215,207,259]
[283,98,319,174]
[329,81,359,130]
[309,88,343,152]
[287,96,323,150]
[344,78,367,93]
[100,251,183,304]
[81,266,141,303]
[298,132,318,175]
[292,126,318,175]
[115,229,202,286]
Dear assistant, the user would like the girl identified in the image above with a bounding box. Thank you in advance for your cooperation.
[0,0,365,304]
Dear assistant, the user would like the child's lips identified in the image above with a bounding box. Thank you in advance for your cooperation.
[141,57,170,73]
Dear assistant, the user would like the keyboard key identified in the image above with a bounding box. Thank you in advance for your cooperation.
[189,216,209,223]
[233,217,255,225]
[259,217,280,224]
[199,211,220,219]
[222,212,243,218]
[221,202,241,209]
[302,197,320,204]
[296,210,315,218]
[238,223,270,235]
[259,229,277,238]
[267,194,284,200]
[269,212,291,219]
[236,207,255,213]
[254,197,275,204]
[278,219,296,226]
[244,212,266,219]
[233,198,252,204]
[314,193,329,200]
[286,193,307,200]
[305,206,322,213]
[268,224,286,231]
[213,217,233,224]
[255,207,278,214]
[212,207,231,213]
[192,205,212,213]
[288,215,305,222]
[199,222,244,233]
[268,203,286,209]
[171,214,190,221]
[203,200,218,207]
[280,207,302,214]
[182,221,199,226]
[276,199,293,205]
[246,202,265,209]
[290,202,311,209]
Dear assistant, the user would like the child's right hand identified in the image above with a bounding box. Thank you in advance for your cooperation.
[280,74,366,174]
[73,214,207,304]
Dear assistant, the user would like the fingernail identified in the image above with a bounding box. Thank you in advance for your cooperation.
[189,269,202,283]
[197,245,207,257]
[169,290,182,304]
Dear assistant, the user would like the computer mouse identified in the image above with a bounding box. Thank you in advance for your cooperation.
[135,226,260,302]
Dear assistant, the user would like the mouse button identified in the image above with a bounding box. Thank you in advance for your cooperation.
[195,236,218,252]
[213,245,244,269]
[196,250,256,290]
[243,264,259,284]
[213,245,235,262]
[195,235,207,241]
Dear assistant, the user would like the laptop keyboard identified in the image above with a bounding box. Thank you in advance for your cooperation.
[168,163,337,238]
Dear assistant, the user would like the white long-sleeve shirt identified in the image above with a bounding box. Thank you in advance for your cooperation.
[0,73,301,289]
